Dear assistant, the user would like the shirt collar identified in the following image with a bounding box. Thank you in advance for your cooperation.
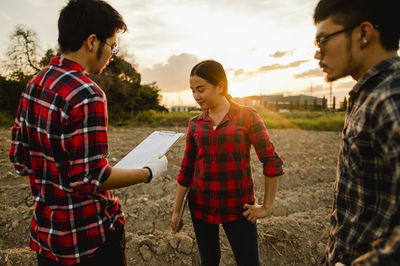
[349,56,400,99]
[50,56,87,75]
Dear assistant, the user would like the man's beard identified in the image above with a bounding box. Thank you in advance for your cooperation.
[326,37,354,82]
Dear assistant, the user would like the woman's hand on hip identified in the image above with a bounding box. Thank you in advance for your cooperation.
[242,203,271,224]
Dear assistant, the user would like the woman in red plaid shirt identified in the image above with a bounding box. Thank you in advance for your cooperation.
[171,60,284,265]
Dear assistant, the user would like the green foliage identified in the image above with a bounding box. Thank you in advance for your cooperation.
[259,111,345,131]
[1,25,167,126]
[332,96,336,110]
[322,96,327,110]
[295,99,300,110]
[0,74,31,117]
[116,110,345,131]
[0,112,14,127]
[127,111,196,127]
[39,49,58,68]
[90,56,167,124]
[339,97,348,111]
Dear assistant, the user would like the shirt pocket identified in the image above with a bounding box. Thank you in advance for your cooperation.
[340,108,370,189]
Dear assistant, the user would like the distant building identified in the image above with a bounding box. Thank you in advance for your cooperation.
[233,94,323,106]
[233,94,325,111]
[168,105,200,112]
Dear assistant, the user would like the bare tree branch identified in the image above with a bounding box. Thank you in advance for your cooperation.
[7,25,41,74]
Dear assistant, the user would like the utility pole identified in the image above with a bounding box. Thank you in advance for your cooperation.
[329,82,332,109]
[310,82,313,97]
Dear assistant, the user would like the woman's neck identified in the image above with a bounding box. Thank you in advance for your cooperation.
[209,97,230,116]
[208,97,230,127]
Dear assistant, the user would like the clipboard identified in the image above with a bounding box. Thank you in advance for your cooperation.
[174,187,190,233]
[114,131,183,169]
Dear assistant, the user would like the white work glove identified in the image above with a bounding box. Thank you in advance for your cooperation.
[143,153,168,182]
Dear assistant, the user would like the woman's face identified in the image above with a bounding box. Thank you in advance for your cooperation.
[190,75,223,110]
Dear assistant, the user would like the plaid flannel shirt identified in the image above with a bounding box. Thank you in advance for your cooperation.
[9,57,124,265]
[177,102,283,224]
[326,56,400,266]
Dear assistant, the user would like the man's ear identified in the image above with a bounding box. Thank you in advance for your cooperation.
[358,22,375,49]
[86,34,97,52]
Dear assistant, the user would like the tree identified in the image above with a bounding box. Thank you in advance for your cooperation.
[289,101,294,111]
[39,49,58,68]
[7,25,41,75]
[1,26,167,124]
[322,96,327,110]
[304,99,308,110]
[295,99,300,110]
[312,98,317,111]
[136,83,167,112]
[106,56,141,84]
[0,74,29,116]
[340,97,348,111]
[91,56,167,122]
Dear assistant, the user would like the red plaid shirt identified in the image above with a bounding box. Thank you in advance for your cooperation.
[177,102,283,224]
[9,57,124,265]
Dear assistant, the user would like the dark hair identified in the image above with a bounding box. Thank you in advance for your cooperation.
[190,60,231,101]
[313,0,400,51]
[58,0,127,53]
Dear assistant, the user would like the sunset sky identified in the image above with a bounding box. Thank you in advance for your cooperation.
[0,0,357,107]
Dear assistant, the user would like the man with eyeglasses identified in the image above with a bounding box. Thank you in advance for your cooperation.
[313,0,400,265]
[9,0,168,265]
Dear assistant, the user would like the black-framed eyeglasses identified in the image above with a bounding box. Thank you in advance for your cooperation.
[102,41,119,57]
[314,24,360,54]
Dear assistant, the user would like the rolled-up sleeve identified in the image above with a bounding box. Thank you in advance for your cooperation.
[247,110,283,177]
[177,121,196,187]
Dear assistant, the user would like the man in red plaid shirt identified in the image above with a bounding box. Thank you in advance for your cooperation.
[9,0,167,265]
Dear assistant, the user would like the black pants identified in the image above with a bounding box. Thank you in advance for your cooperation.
[37,227,127,266]
[191,215,260,266]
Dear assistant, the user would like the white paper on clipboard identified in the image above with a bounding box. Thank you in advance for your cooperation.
[114,131,183,169]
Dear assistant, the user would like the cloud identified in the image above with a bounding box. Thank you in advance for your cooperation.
[294,68,325,79]
[141,53,200,93]
[234,60,308,79]
[269,50,294,58]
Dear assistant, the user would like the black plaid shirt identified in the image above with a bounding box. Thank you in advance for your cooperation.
[326,56,400,265]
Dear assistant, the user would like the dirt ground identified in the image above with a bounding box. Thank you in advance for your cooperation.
[0,127,341,265]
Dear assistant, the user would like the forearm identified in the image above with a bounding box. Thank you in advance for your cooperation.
[263,176,279,208]
[99,167,150,191]
[173,183,189,214]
